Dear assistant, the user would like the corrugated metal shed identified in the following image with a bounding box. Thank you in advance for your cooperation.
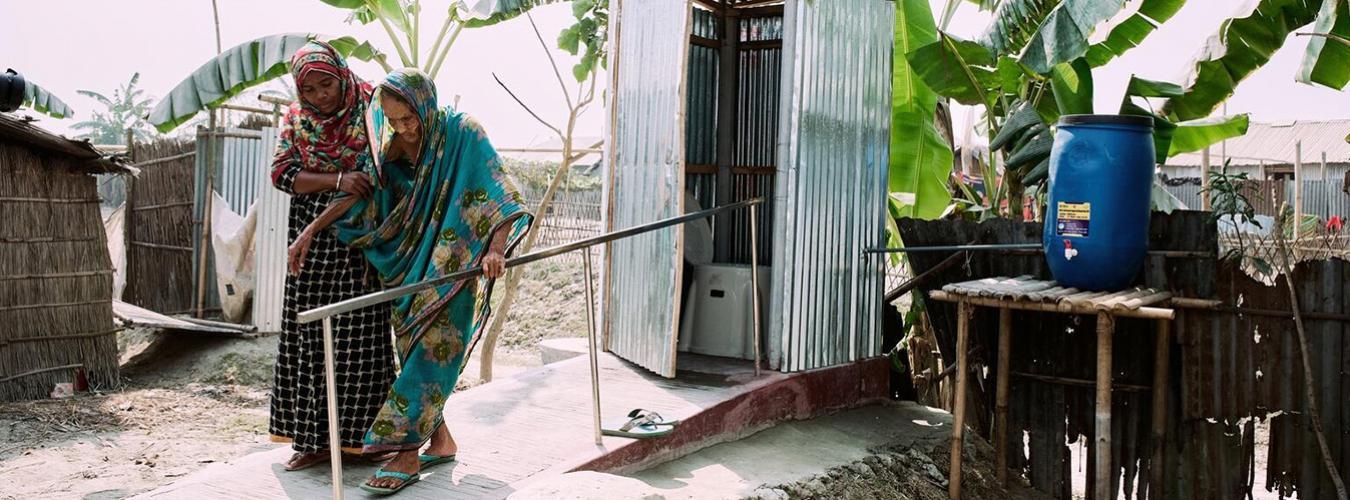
[604,0,891,376]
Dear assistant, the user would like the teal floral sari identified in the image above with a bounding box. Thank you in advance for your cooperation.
[333,69,532,452]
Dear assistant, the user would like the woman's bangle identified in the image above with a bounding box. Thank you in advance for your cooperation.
[336,171,344,191]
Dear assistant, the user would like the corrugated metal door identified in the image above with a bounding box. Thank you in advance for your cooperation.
[603,0,693,378]
[771,0,893,372]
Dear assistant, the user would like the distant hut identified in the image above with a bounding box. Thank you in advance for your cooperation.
[0,112,130,401]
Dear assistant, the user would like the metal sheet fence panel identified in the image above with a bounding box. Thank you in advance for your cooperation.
[771,0,891,372]
[253,127,287,332]
[604,0,692,378]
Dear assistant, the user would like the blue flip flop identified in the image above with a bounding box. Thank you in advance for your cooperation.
[360,468,420,496]
[419,454,456,469]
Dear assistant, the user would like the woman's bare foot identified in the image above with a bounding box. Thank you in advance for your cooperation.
[424,422,457,458]
[366,450,419,489]
[284,450,328,471]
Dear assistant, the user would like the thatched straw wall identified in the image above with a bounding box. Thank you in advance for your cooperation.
[0,142,119,401]
[123,138,196,315]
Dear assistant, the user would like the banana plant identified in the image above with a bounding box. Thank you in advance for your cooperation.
[148,0,566,132]
[890,0,955,224]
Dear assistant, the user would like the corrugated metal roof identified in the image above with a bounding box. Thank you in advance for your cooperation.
[1167,120,1350,167]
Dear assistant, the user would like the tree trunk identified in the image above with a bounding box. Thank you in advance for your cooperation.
[1006,174,1024,222]
[478,115,578,382]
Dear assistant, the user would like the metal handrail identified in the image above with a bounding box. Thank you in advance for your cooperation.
[299,196,766,499]
[863,243,1043,254]
[297,197,765,324]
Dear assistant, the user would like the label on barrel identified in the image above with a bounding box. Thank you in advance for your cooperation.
[1056,202,1090,237]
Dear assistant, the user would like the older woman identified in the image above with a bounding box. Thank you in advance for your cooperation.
[289,68,532,495]
[268,41,395,471]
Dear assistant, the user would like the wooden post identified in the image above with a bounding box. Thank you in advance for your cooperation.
[995,307,1013,487]
[124,129,136,301]
[712,6,739,262]
[950,300,972,500]
[1322,151,1329,182]
[1290,140,1301,241]
[195,118,216,318]
[1149,317,1172,498]
[1201,147,1211,211]
[1095,312,1116,500]
[1294,141,1303,241]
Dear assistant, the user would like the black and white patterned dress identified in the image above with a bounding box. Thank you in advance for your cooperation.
[268,166,396,454]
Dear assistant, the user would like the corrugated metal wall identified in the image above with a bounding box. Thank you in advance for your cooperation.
[1161,179,1348,218]
[729,12,781,265]
[193,127,280,326]
[253,127,287,332]
[1298,180,1350,219]
[770,0,892,372]
[603,0,692,378]
[219,129,269,214]
[684,7,779,265]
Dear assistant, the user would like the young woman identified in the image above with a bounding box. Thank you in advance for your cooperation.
[268,41,395,471]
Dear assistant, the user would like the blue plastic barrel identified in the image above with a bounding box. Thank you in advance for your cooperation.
[1042,114,1155,291]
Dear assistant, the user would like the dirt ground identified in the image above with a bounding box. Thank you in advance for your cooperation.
[0,259,594,500]
[0,255,1287,500]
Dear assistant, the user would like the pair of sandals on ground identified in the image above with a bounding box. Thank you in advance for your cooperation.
[284,409,681,495]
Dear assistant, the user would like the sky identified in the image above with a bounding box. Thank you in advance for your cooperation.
[1,0,1347,150]
[0,0,601,149]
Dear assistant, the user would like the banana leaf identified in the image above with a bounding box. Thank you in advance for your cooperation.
[979,0,1128,74]
[1163,0,1322,121]
[1121,75,1250,162]
[1050,57,1093,115]
[1169,114,1250,156]
[1085,0,1187,66]
[1298,0,1350,89]
[906,33,999,106]
[451,0,568,28]
[148,33,387,133]
[22,80,74,119]
[321,0,412,33]
[891,0,954,221]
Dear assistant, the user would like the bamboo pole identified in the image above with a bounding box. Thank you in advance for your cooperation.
[124,130,135,299]
[1150,317,1172,499]
[195,117,216,318]
[321,317,344,500]
[994,307,1012,487]
[750,203,762,376]
[582,248,602,446]
[1095,312,1116,500]
[1323,151,1329,182]
[949,300,971,500]
[927,290,1175,320]
[1010,372,1151,392]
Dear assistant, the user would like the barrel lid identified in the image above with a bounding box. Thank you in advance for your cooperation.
[1057,114,1154,127]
